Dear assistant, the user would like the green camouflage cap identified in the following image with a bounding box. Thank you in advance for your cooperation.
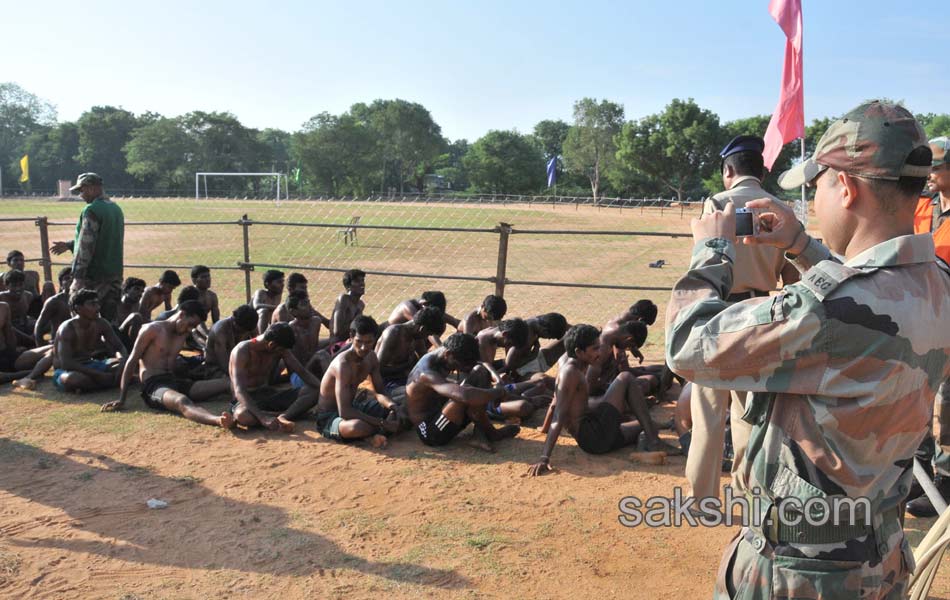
[778,100,931,190]
[931,136,950,167]
[68,172,103,192]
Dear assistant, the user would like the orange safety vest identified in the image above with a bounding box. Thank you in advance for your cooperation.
[914,195,950,265]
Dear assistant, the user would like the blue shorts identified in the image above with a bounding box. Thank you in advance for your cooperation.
[53,359,111,392]
[290,372,304,389]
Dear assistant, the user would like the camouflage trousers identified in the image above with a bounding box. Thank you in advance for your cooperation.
[934,379,950,475]
[713,527,911,599]
[89,277,122,324]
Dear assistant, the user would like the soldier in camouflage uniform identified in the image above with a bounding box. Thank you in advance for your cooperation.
[50,173,125,323]
[665,101,943,598]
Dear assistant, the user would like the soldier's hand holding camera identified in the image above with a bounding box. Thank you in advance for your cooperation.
[690,201,736,244]
[742,197,808,254]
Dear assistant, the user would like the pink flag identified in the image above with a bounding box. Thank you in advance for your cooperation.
[762,0,804,171]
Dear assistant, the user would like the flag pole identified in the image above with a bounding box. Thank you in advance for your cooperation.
[799,137,806,225]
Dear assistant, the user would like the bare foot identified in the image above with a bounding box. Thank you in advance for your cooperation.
[467,438,495,453]
[642,438,681,456]
[219,412,236,429]
[276,415,295,433]
[370,434,388,449]
[12,378,36,391]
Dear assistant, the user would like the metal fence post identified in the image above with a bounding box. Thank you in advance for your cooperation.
[494,222,512,297]
[241,214,252,303]
[35,216,53,283]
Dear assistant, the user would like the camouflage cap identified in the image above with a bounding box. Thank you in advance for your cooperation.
[778,100,931,190]
[68,172,103,192]
[931,137,950,167]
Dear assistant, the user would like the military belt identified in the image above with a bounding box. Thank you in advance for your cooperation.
[761,503,901,546]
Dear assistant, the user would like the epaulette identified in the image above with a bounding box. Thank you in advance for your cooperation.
[800,261,864,301]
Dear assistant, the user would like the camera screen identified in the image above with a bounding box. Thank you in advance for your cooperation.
[735,211,754,237]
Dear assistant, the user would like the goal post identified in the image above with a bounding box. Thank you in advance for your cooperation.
[194,172,288,204]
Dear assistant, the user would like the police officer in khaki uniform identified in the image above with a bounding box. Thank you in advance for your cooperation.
[687,135,799,503]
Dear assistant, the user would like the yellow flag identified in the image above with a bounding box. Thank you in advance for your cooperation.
[18,155,29,183]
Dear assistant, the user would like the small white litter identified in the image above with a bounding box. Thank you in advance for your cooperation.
[146,498,169,509]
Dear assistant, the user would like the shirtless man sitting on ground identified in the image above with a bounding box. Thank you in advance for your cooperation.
[457,294,507,335]
[6,250,54,315]
[0,270,36,347]
[139,270,180,321]
[252,269,285,335]
[376,306,446,399]
[387,290,461,332]
[202,304,258,378]
[327,269,365,346]
[315,316,400,446]
[101,300,233,428]
[0,302,50,384]
[52,289,129,393]
[33,267,73,347]
[529,325,677,476]
[11,268,74,390]
[114,277,146,347]
[229,322,322,432]
[588,320,659,399]
[271,273,330,328]
[285,291,322,389]
[406,332,519,452]
[190,265,220,324]
[506,312,569,380]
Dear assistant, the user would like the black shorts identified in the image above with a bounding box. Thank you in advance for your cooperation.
[575,402,625,455]
[141,373,195,411]
[416,407,469,447]
[230,386,300,413]
[316,389,389,442]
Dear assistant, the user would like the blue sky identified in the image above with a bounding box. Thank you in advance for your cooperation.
[4,0,947,141]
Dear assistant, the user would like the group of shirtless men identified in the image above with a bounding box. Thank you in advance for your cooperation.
[0,254,680,471]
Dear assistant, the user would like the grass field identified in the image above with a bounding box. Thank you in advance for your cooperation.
[1,197,948,599]
[0,197,699,353]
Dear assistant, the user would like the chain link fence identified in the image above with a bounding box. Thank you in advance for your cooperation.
[0,196,704,354]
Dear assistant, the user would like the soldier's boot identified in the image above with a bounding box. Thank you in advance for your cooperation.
[906,459,934,503]
[906,474,950,518]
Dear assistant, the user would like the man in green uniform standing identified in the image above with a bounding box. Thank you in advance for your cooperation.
[666,101,946,598]
[51,173,125,323]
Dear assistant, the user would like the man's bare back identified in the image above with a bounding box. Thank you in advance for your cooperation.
[139,285,171,320]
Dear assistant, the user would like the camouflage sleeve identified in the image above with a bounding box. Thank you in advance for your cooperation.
[71,210,102,281]
[665,237,828,395]
[786,235,834,273]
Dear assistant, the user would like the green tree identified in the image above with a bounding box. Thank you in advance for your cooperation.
[76,106,141,190]
[179,111,269,195]
[17,122,80,191]
[257,128,292,172]
[351,99,446,193]
[533,119,570,160]
[290,112,379,196]
[124,117,196,194]
[432,139,470,191]
[462,130,545,194]
[917,113,950,139]
[562,98,624,202]
[615,98,722,203]
[0,82,56,192]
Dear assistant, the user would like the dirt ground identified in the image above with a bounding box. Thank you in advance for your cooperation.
[2,380,947,600]
[1,199,949,599]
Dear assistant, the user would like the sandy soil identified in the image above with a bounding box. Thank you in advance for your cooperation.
[1,376,948,600]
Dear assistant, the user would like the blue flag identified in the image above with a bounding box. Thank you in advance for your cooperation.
[546,156,557,188]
